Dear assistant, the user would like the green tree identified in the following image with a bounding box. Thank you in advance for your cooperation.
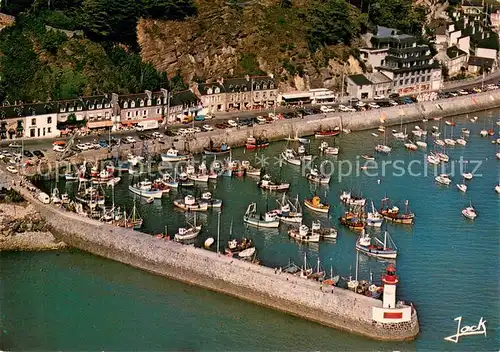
[306,0,362,51]
[142,0,197,20]
[368,0,427,36]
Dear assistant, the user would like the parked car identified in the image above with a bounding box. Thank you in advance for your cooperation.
[320,105,335,112]
[388,100,399,106]
[202,125,214,131]
[472,87,482,93]
[368,102,380,109]
[8,142,22,148]
[125,136,137,143]
[6,166,18,173]
[448,91,458,97]
[356,101,366,107]
[76,144,89,151]
[33,150,44,158]
[256,116,267,124]
[165,130,177,137]
[205,113,215,120]
[23,150,34,158]
[53,145,65,152]
[373,94,385,100]
[487,84,499,90]
[194,115,205,121]
[458,89,469,95]
[151,132,163,139]
[388,93,400,99]
[227,120,238,128]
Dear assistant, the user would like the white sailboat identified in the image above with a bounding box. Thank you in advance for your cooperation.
[461,202,477,220]
[435,173,451,185]
[356,229,398,259]
[347,251,359,291]
[366,201,383,227]
[174,213,202,241]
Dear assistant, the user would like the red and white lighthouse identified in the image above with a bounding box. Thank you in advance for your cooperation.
[382,264,399,309]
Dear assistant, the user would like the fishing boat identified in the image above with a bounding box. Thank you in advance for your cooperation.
[245,136,269,149]
[462,203,477,220]
[323,267,340,286]
[257,174,290,191]
[434,139,445,146]
[416,141,427,148]
[311,219,338,240]
[339,210,365,230]
[306,167,330,184]
[115,200,143,229]
[225,238,253,256]
[435,173,451,185]
[127,154,144,166]
[480,129,488,137]
[340,190,366,207]
[375,144,391,154]
[281,148,301,166]
[284,132,309,144]
[51,188,61,204]
[267,194,303,224]
[128,183,164,199]
[319,141,339,155]
[445,120,455,126]
[366,201,383,227]
[177,172,195,187]
[204,139,231,155]
[444,138,456,146]
[404,141,418,151]
[200,192,223,208]
[241,160,261,176]
[456,137,467,146]
[457,183,467,192]
[436,151,449,162]
[64,173,78,181]
[361,154,375,161]
[356,229,398,259]
[161,147,191,162]
[243,202,280,228]
[297,145,312,160]
[314,126,341,138]
[174,214,201,241]
[303,195,329,213]
[462,128,471,135]
[380,198,415,224]
[470,116,478,123]
[173,195,208,211]
[288,224,320,243]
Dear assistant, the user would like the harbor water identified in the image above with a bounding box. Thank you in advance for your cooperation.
[1,110,499,350]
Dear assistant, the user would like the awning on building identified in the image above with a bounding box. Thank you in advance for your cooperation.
[87,120,114,129]
[121,120,140,126]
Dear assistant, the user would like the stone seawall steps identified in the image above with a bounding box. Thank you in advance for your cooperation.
[3,170,419,341]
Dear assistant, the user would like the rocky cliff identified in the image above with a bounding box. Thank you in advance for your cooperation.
[137,0,363,91]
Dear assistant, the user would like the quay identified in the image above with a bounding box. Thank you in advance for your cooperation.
[2,169,419,341]
[17,89,500,174]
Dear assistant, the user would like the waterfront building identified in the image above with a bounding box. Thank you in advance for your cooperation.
[0,103,59,139]
[437,46,468,76]
[196,75,277,113]
[309,88,337,105]
[118,90,168,128]
[56,95,115,132]
[346,72,392,100]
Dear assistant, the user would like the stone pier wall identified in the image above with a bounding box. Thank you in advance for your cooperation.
[5,174,418,341]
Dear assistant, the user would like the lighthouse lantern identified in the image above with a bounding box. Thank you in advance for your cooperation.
[382,264,399,308]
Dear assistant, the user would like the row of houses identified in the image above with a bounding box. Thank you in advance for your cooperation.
[0,89,201,140]
[347,26,443,100]
[0,76,280,140]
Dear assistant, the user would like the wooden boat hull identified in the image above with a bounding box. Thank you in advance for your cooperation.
[245,142,269,150]
[173,200,208,211]
[356,244,397,259]
[161,154,190,162]
[288,229,320,242]
[174,226,202,241]
[244,216,280,228]
[306,174,330,184]
[303,199,329,213]
[204,148,231,155]
[128,185,163,199]
[315,130,340,138]
[339,217,365,230]
[381,214,414,224]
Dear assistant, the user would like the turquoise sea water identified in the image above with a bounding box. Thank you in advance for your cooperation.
[1,110,499,350]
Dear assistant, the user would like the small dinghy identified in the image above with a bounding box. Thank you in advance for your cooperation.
[463,172,473,180]
[173,195,208,211]
[371,133,379,137]
[457,184,467,193]
[462,203,477,220]
[146,197,154,204]
[416,141,427,148]
[204,237,215,248]
[435,174,451,185]
[238,247,256,258]
[306,168,330,184]
[361,154,375,161]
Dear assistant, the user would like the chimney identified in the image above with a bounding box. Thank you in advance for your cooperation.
[217,77,224,85]
[145,90,152,100]
[245,75,250,81]
[269,73,274,79]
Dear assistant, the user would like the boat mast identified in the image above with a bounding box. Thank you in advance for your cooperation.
[216,211,221,255]
[355,250,359,281]
[384,231,388,250]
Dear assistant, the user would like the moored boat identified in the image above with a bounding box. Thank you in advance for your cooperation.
[200,192,223,208]
[356,229,398,259]
[361,154,375,161]
[161,147,191,162]
[339,211,365,230]
[267,194,303,224]
[245,136,270,149]
[173,195,208,211]
[457,183,467,192]
[128,183,164,199]
[303,195,329,213]
[435,173,451,185]
[281,148,301,166]
[462,203,477,220]
[340,190,366,207]
[315,126,341,138]
[225,238,253,256]
[380,198,415,224]
[258,174,290,191]
[375,144,391,154]
[288,224,320,243]
[174,214,202,241]
[306,167,330,184]
[204,139,231,155]
[366,201,383,227]
[243,202,280,228]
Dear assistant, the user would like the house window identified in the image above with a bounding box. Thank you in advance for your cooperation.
[60,107,66,113]
[207,88,213,94]
[97,104,102,109]
[143,110,147,116]
[131,101,136,108]
[48,127,51,133]
[147,99,152,106]
[31,118,36,126]
[139,99,144,107]
[77,105,82,111]
[47,116,52,124]
[416,77,420,83]
[30,129,35,137]
[263,84,267,89]
[410,78,415,84]
[255,85,260,90]
[89,104,94,109]
[127,112,131,117]
[68,106,74,112]
[270,83,274,89]
[124,102,128,109]
[157,108,161,114]
[215,87,220,94]
[105,112,109,118]
[135,111,139,116]
[105,103,110,108]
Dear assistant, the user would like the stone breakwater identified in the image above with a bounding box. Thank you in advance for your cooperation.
[7,177,419,341]
[0,203,67,251]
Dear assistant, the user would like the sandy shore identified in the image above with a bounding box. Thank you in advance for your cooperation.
[0,203,67,251]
